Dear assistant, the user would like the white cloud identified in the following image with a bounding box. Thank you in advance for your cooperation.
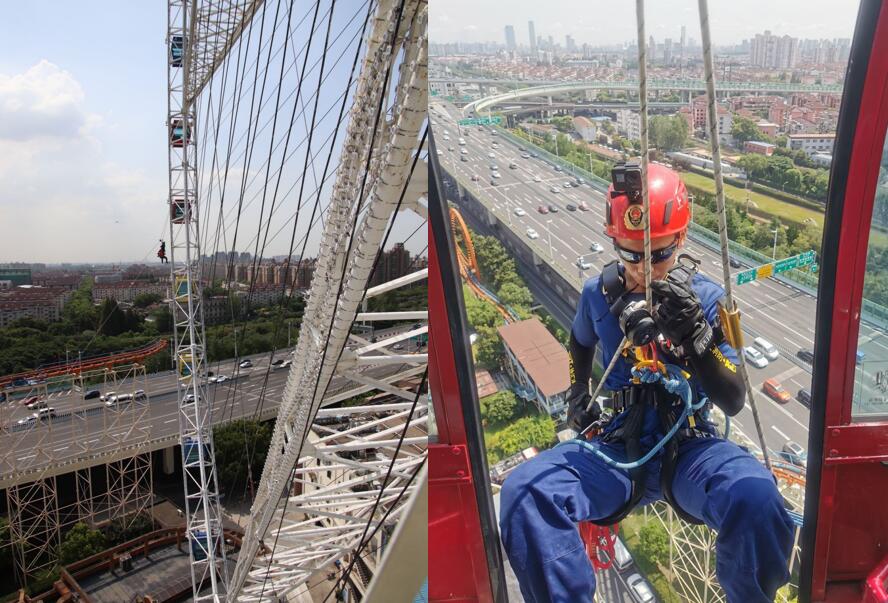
[0,62,166,263]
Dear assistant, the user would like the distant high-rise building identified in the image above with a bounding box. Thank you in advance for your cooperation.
[750,30,799,69]
[370,243,412,287]
[680,25,687,50]
[528,21,537,56]
[505,25,516,52]
[565,35,576,53]
[664,38,673,64]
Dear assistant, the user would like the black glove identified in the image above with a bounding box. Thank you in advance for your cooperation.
[650,279,713,357]
[566,382,601,432]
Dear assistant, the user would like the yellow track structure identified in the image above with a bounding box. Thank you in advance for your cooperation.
[449,206,514,322]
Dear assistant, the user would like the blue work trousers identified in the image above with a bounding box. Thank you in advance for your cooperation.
[499,436,794,602]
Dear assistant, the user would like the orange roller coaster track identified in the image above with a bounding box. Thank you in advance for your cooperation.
[0,338,169,387]
[449,206,515,322]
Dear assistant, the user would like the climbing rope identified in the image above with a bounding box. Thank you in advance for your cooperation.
[696,0,772,470]
[565,363,709,470]
[635,0,653,311]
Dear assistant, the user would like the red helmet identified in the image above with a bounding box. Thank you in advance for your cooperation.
[605,163,690,240]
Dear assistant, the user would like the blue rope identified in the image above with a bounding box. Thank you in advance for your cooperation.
[559,363,708,470]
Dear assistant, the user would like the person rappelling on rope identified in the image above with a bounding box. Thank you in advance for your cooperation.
[499,163,794,603]
[157,240,168,264]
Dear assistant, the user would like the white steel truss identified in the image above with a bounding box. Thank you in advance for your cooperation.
[167,0,248,599]
[6,477,61,587]
[229,0,429,597]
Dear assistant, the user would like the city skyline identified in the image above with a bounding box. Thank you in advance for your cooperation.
[430,0,859,48]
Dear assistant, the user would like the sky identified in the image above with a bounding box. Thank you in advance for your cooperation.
[430,0,861,47]
[0,0,426,265]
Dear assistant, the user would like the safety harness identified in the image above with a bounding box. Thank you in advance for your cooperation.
[572,259,724,526]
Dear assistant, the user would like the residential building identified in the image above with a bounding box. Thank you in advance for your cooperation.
[0,285,75,326]
[0,269,32,286]
[370,243,413,287]
[615,109,641,141]
[788,133,836,157]
[528,21,536,57]
[756,121,780,138]
[497,317,570,417]
[745,141,776,156]
[572,116,598,142]
[93,280,168,303]
[750,30,799,69]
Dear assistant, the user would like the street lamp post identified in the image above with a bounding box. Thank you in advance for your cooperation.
[771,227,780,260]
[546,219,554,259]
[689,194,695,225]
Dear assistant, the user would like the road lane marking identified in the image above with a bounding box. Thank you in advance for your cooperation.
[164,418,178,424]
[771,425,790,440]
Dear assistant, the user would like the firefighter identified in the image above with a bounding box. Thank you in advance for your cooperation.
[499,163,794,603]
[158,240,169,264]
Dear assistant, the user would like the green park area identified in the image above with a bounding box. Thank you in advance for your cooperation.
[680,170,824,228]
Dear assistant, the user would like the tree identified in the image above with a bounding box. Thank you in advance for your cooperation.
[214,419,274,494]
[59,522,106,564]
[97,298,128,336]
[104,513,154,546]
[649,115,688,151]
[488,415,556,459]
[151,307,173,333]
[638,521,670,568]
[133,292,163,308]
[480,391,519,425]
[731,116,768,145]
[497,282,533,312]
[474,326,504,369]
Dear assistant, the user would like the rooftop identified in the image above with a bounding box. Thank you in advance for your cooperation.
[497,317,570,397]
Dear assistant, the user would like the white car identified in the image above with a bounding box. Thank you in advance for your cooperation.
[513,207,526,217]
[549,186,560,194]
[491,143,499,149]
[744,346,769,369]
[488,152,495,158]
[239,360,253,368]
[491,171,501,179]
[436,149,443,156]
[627,573,655,602]
[443,134,450,141]
[214,375,228,383]
[533,175,542,182]
[526,228,539,239]
[100,392,117,402]
[460,148,468,155]
[611,536,633,571]
[753,337,779,361]
[590,242,604,253]
[576,258,593,270]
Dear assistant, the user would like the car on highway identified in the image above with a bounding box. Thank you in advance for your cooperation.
[526,228,539,239]
[134,389,147,400]
[753,337,779,361]
[521,153,531,159]
[34,407,56,420]
[576,178,586,186]
[272,359,285,366]
[548,204,559,213]
[530,152,539,158]
[763,378,791,404]
[513,207,526,217]
[281,359,292,369]
[518,147,525,152]
[590,242,604,253]
[460,156,469,162]
[549,186,560,194]
[490,179,498,186]
[83,390,101,400]
[17,415,37,426]
[626,573,655,602]
[611,536,633,572]
[857,350,866,364]
[563,181,572,188]
[100,392,117,402]
[21,395,40,408]
[744,346,769,368]
[566,203,577,211]
[471,174,480,181]
[730,257,742,268]
[443,134,450,141]
[26,397,47,410]
[509,163,518,169]
[538,205,549,214]
[435,149,442,156]
[532,175,542,182]
[797,348,815,364]
[460,147,468,154]
[491,171,501,179]
[554,165,563,172]
[214,375,228,383]
[576,258,592,270]
[779,441,807,468]
[488,163,497,170]
[491,143,499,149]
[182,393,202,405]
[797,388,812,407]
[578,201,590,211]
[239,360,253,368]
[488,152,495,158]
[392,343,405,351]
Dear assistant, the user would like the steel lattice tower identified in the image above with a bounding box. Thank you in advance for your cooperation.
[167,1,229,600]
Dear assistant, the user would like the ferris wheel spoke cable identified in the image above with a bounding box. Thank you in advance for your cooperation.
[250,4,419,592]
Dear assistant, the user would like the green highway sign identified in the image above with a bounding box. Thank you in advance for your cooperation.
[458,116,503,126]
[736,250,816,286]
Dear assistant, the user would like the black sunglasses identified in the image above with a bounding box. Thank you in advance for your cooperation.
[613,238,680,265]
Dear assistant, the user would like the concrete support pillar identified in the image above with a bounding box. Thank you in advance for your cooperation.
[163,446,175,475]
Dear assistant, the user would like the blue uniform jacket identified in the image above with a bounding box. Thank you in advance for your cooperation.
[571,271,739,444]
